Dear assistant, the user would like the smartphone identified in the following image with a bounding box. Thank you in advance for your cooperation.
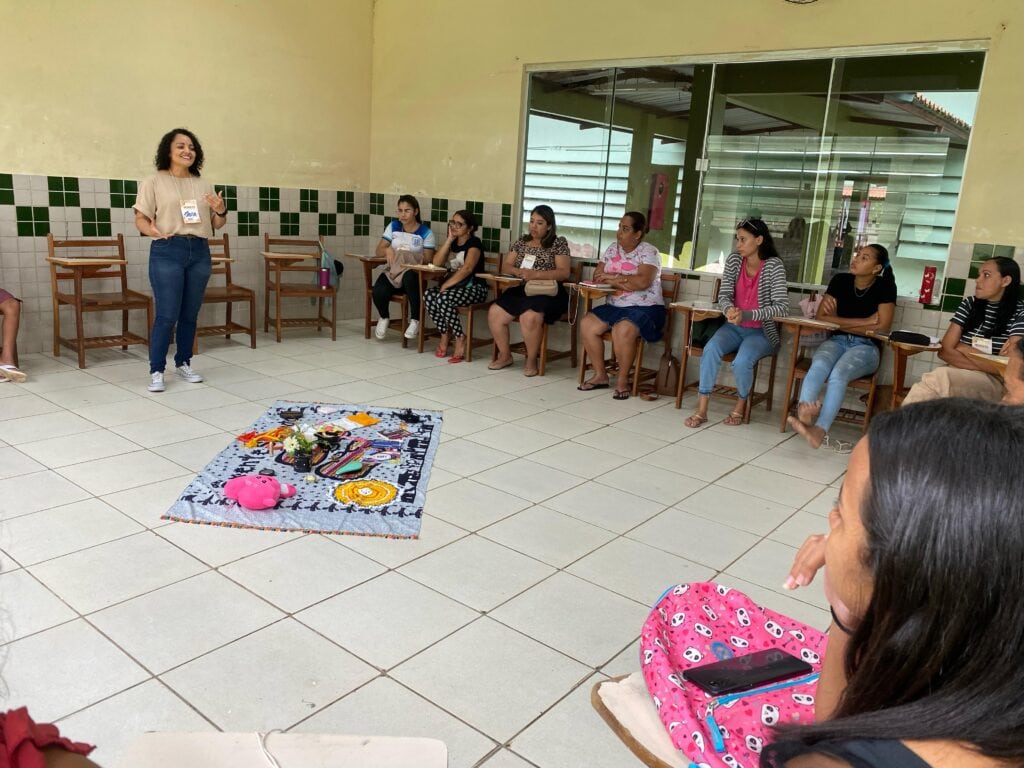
[682,649,812,696]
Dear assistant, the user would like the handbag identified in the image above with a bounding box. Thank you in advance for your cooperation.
[524,279,558,297]
[641,581,827,768]
[654,350,679,396]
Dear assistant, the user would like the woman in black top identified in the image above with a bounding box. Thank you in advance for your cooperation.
[788,244,896,448]
[773,398,1024,768]
[422,209,487,362]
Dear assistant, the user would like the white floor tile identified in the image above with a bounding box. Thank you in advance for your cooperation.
[723,538,830,611]
[40,382,140,411]
[154,386,247,413]
[398,535,555,611]
[0,568,77,641]
[101,475,194,528]
[543,481,665,534]
[570,426,669,460]
[390,617,589,742]
[0,498,142,565]
[155,521,301,566]
[715,464,825,508]
[293,676,497,767]
[57,680,215,768]
[0,445,45,478]
[751,444,849,485]
[18,369,102,394]
[90,571,284,673]
[802,487,839,517]
[0,470,92,519]
[525,441,630,479]
[219,535,385,613]
[512,410,603,439]
[335,517,469,568]
[462,396,539,422]
[479,749,536,767]
[627,507,760,570]
[0,393,63,420]
[424,479,531,531]
[432,438,516,476]
[151,432,236,472]
[436,407,503,438]
[74,397,179,428]
[162,618,377,730]
[567,537,716,605]
[595,461,707,506]
[109,414,223,449]
[296,571,479,670]
[56,450,190,496]
[473,458,584,504]
[465,423,563,456]
[479,506,615,568]
[674,484,796,536]
[28,531,205,613]
[3,619,147,722]
[677,426,771,462]
[17,430,141,469]
[490,572,648,666]
[769,510,828,548]
[644,442,743,482]
[0,411,99,444]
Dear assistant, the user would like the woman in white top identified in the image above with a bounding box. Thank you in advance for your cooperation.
[133,127,227,393]
[371,195,436,341]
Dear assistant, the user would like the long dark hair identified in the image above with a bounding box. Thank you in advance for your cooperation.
[736,217,779,261]
[860,242,896,285]
[452,208,478,235]
[397,194,422,224]
[765,398,1024,761]
[155,128,204,176]
[962,256,1021,338]
[522,204,557,249]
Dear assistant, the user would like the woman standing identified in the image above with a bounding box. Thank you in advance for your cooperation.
[372,195,436,341]
[133,128,226,393]
[487,204,571,376]
[788,244,896,448]
[684,217,788,427]
[422,210,487,362]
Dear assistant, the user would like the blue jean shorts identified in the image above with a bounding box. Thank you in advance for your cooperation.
[592,303,667,342]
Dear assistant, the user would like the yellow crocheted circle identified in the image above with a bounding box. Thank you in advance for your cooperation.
[334,479,398,507]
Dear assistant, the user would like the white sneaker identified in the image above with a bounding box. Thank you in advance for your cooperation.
[148,371,165,392]
[374,317,389,340]
[175,363,203,383]
[404,319,420,340]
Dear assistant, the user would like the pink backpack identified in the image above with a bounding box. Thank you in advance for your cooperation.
[640,582,827,768]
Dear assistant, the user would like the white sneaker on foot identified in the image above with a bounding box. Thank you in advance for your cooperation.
[148,371,165,392]
[374,317,389,339]
[175,363,203,383]
[404,319,420,339]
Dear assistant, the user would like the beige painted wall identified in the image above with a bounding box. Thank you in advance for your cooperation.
[369,0,1023,244]
[0,0,373,189]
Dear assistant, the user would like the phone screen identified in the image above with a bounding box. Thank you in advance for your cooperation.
[682,649,812,696]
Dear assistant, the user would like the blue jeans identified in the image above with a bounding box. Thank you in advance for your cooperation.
[699,323,773,399]
[798,334,879,431]
[148,236,212,373]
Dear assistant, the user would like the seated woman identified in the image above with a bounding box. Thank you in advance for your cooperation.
[903,256,1023,405]
[578,211,664,400]
[422,210,487,362]
[487,204,571,377]
[684,217,788,427]
[773,397,1024,767]
[372,194,436,341]
[0,287,27,382]
[788,243,896,448]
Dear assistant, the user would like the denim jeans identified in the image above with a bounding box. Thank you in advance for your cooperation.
[798,334,880,431]
[148,236,212,373]
[698,323,773,399]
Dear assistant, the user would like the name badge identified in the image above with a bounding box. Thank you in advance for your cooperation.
[180,199,201,224]
[520,254,537,270]
[972,336,993,355]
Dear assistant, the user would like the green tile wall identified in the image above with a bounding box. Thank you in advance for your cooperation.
[81,208,112,237]
[0,173,12,205]
[259,186,280,212]
[15,206,49,236]
[431,197,448,224]
[109,179,138,208]
[47,176,79,207]
[300,189,318,213]
[280,211,299,236]
[354,213,369,237]
[237,211,259,237]
[369,193,383,216]
[319,212,337,236]
[337,190,354,214]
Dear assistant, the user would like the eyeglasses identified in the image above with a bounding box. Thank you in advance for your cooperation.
[737,218,763,233]
[448,220,466,228]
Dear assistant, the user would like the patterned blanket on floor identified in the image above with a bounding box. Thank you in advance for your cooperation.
[162,400,442,538]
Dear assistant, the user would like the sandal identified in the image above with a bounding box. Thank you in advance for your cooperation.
[684,413,708,428]
[722,410,746,426]
[578,379,610,391]
[447,355,465,364]
[612,389,630,400]
[0,364,27,383]
[434,347,448,358]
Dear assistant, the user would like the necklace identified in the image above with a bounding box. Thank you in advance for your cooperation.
[854,277,876,297]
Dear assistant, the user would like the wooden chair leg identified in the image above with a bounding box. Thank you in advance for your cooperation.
[539,325,548,376]
[330,291,337,341]
[263,274,270,333]
[765,354,778,412]
[465,310,474,363]
[400,301,409,349]
[275,287,282,343]
[248,297,256,348]
[630,339,645,397]
[121,308,129,351]
[52,297,61,357]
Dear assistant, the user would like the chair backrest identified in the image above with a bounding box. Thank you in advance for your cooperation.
[47,233,130,292]
[660,272,683,338]
[264,233,323,272]
[208,234,233,284]
[710,276,722,303]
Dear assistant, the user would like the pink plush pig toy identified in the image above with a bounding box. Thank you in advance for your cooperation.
[224,474,297,510]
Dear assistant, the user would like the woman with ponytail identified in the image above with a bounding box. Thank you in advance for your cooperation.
[902,256,1024,405]
[789,244,896,448]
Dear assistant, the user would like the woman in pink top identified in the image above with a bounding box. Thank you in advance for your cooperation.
[685,217,789,427]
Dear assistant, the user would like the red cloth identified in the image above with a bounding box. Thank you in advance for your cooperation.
[0,709,94,768]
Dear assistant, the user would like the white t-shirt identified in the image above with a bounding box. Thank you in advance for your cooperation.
[602,241,663,307]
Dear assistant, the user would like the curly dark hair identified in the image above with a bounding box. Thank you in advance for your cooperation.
[154,128,204,176]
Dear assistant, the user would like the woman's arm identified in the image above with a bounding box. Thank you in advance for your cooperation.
[815,623,850,721]
[717,253,740,312]
[432,232,454,268]
[937,322,982,370]
[203,190,227,231]
[440,246,481,291]
[375,238,392,260]
[133,210,166,239]
[520,252,571,282]
[421,247,436,264]
[601,264,657,293]
[818,300,895,333]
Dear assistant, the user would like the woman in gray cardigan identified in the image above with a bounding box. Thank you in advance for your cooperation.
[685,218,789,427]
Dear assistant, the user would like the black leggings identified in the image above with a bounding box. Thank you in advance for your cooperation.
[372,270,420,321]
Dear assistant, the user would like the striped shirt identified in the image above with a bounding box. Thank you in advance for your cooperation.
[718,253,789,348]
[951,296,1024,350]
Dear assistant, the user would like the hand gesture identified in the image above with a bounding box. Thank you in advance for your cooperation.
[783,533,826,590]
[819,295,837,318]
[725,307,743,325]
[203,190,225,214]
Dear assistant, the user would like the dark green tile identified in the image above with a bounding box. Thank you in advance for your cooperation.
[993,244,1015,259]
[15,206,31,221]
[972,243,994,260]
[502,203,511,217]
[110,179,124,193]
[82,222,96,237]
[125,180,137,195]
[64,177,78,192]
[47,176,63,191]
[49,191,64,207]
[501,215,511,229]
[111,193,125,208]
[33,206,47,220]
[0,189,13,205]
[97,209,110,222]
[66,192,79,207]
[33,221,49,237]
[16,222,33,236]
[941,294,962,313]
[0,173,12,189]
[968,263,980,279]
[82,209,97,223]
[943,277,966,297]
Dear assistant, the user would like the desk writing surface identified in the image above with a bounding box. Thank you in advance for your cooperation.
[47,257,127,266]
[262,251,319,260]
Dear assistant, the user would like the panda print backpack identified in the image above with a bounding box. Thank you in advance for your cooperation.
[640,582,827,768]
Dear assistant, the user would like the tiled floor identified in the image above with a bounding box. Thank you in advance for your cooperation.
[0,321,855,767]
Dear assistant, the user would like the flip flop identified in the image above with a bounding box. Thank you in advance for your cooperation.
[447,355,465,364]
[434,347,448,358]
[577,380,610,391]
[488,359,513,371]
[0,364,27,383]
[723,410,745,426]
[612,389,630,400]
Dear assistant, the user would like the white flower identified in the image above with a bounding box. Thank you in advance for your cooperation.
[283,436,299,453]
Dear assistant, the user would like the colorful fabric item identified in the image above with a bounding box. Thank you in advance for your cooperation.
[0,707,94,768]
[164,401,443,538]
[601,241,663,307]
[640,582,827,768]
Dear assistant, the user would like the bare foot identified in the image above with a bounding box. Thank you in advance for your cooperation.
[796,400,821,427]
[488,355,513,371]
[788,415,825,449]
[524,357,540,377]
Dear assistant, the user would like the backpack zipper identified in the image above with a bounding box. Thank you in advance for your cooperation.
[703,672,820,753]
